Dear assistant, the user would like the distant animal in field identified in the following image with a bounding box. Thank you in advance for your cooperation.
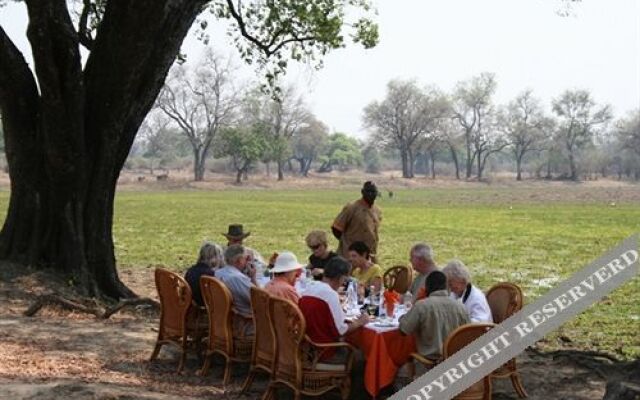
[137,176,146,182]
[156,174,169,181]
[388,190,394,199]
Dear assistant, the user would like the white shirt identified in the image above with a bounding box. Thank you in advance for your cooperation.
[451,284,493,323]
[301,281,348,335]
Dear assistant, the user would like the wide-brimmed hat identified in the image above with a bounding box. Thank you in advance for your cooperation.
[271,252,303,274]
[222,224,251,240]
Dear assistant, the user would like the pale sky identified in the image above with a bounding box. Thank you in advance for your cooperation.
[1,1,639,139]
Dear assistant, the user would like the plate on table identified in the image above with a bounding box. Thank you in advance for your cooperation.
[372,319,398,328]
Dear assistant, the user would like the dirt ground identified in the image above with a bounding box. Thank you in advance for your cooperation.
[1,264,638,400]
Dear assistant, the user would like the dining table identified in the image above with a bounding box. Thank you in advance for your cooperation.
[346,306,417,398]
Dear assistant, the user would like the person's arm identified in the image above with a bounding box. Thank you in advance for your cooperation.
[331,204,352,240]
[399,305,421,335]
[346,313,369,334]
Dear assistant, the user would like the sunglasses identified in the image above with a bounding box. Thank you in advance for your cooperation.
[309,244,322,250]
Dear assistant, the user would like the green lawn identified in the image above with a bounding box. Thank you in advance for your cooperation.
[1,188,639,357]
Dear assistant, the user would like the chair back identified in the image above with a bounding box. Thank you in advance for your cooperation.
[383,265,413,293]
[200,276,233,354]
[270,296,305,386]
[154,268,192,337]
[444,323,495,400]
[486,282,524,323]
[250,286,275,371]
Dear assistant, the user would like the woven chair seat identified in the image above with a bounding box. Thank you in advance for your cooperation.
[233,337,254,358]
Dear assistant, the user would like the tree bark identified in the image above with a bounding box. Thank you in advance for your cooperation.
[400,148,410,178]
[193,148,206,181]
[568,151,578,181]
[0,0,206,300]
[277,159,285,180]
[516,153,523,181]
[449,144,460,180]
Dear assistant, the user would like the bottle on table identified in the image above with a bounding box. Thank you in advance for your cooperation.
[403,291,413,310]
[378,287,387,318]
[367,285,377,316]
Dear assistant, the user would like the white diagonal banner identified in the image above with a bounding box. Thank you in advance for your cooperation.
[392,234,639,400]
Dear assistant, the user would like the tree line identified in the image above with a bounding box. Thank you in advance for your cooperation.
[364,73,639,181]
[129,49,364,183]
[130,67,639,183]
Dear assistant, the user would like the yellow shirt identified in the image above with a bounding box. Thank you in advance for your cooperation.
[352,264,383,287]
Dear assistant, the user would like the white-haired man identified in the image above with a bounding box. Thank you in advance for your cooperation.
[442,259,493,323]
[408,242,439,299]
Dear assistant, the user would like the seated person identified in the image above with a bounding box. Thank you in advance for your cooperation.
[265,251,303,303]
[348,241,383,296]
[442,259,493,323]
[223,224,268,274]
[215,244,256,334]
[184,241,224,306]
[409,242,439,300]
[399,271,470,363]
[306,230,338,280]
[299,257,368,353]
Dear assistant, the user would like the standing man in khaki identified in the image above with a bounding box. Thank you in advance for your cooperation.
[332,181,382,261]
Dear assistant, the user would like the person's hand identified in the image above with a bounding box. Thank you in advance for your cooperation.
[355,313,369,327]
[247,263,257,280]
[311,267,323,277]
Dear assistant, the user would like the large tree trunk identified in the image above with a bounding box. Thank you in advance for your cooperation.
[277,159,285,181]
[407,147,415,178]
[0,0,206,300]
[193,148,205,181]
[449,144,460,180]
[429,150,436,179]
[400,148,410,178]
[465,139,473,179]
[568,151,578,181]
[516,152,523,181]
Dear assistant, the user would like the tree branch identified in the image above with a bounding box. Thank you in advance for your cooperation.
[0,26,39,118]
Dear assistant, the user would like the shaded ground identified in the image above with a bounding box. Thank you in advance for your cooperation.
[0,263,638,400]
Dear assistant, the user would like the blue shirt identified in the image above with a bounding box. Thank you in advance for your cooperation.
[215,265,254,316]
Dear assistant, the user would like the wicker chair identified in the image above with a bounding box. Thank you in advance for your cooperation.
[241,286,275,394]
[149,268,206,372]
[263,297,356,400]
[383,265,413,293]
[199,276,254,386]
[444,323,495,400]
[486,283,527,398]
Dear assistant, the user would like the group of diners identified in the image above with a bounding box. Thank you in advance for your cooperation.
[183,223,495,384]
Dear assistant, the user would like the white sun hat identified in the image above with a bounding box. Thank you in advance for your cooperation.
[271,251,303,273]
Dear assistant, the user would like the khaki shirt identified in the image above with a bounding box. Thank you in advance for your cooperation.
[399,290,470,360]
[333,199,382,258]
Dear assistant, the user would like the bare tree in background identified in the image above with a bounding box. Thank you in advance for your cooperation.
[453,72,497,179]
[292,116,328,177]
[615,109,640,179]
[500,90,554,180]
[363,80,448,178]
[552,89,612,181]
[156,50,240,181]
[258,87,311,180]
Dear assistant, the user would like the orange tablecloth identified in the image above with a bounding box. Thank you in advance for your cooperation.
[347,326,416,397]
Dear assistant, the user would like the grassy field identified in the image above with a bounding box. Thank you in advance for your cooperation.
[1,187,639,357]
